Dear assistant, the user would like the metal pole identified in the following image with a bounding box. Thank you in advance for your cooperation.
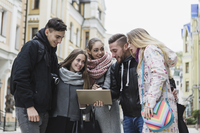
[197,18,199,109]
[3,115,5,131]
[14,117,17,131]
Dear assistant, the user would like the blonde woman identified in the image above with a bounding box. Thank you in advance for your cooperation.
[127,28,179,133]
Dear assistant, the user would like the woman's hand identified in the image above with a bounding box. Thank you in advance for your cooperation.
[93,100,103,107]
[172,89,178,100]
[143,106,153,120]
[92,84,100,90]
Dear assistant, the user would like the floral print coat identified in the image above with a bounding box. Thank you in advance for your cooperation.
[137,45,179,133]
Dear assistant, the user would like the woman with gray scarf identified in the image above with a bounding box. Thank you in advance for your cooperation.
[46,49,90,133]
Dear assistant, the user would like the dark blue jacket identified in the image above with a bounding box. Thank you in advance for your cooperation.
[13,28,58,113]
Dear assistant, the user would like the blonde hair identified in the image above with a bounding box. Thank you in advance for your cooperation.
[127,28,169,73]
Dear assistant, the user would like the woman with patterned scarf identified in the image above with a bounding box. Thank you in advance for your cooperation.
[86,38,121,133]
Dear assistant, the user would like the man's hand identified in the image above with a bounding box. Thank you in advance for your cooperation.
[172,89,178,100]
[27,107,40,122]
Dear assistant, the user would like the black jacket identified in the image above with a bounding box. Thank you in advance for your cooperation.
[13,28,58,113]
[110,55,141,117]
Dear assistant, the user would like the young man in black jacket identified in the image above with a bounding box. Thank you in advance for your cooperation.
[12,18,67,133]
[109,34,143,133]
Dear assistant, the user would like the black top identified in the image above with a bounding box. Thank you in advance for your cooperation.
[13,28,58,113]
[110,55,141,117]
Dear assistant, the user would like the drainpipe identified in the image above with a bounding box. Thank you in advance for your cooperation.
[197,22,199,109]
[24,0,28,44]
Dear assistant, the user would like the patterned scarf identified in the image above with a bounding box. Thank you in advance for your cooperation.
[87,52,112,86]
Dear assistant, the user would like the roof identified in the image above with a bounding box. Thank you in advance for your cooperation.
[181,23,192,38]
[191,4,199,18]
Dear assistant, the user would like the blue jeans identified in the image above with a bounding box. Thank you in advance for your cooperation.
[123,116,143,133]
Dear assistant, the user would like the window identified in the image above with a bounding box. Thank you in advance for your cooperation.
[51,0,55,14]
[185,32,189,53]
[56,0,60,17]
[98,8,101,20]
[70,22,73,42]
[186,63,189,73]
[0,10,7,36]
[185,43,189,52]
[74,32,76,45]
[15,26,20,50]
[0,11,4,35]
[59,41,63,57]
[76,28,79,47]
[31,27,38,39]
[177,81,179,86]
[85,32,89,48]
[34,0,40,9]
[61,0,64,19]
[186,81,189,92]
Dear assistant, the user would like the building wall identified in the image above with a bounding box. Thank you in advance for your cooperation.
[182,3,200,113]
[0,0,107,121]
[0,0,27,121]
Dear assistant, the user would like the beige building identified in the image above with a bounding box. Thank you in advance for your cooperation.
[181,3,200,117]
[0,0,27,123]
[25,0,106,61]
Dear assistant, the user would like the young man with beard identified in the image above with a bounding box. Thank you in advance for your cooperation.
[108,34,143,133]
[11,18,67,133]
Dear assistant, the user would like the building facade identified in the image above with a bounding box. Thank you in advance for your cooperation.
[26,0,106,61]
[0,0,107,123]
[181,3,200,117]
[0,0,27,122]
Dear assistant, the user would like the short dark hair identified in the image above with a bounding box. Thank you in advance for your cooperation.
[108,33,127,47]
[45,18,67,32]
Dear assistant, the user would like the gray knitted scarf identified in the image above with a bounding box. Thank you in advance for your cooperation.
[59,67,84,85]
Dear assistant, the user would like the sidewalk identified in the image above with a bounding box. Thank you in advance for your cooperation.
[188,128,200,133]
[0,127,20,133]
[0,127,199,133]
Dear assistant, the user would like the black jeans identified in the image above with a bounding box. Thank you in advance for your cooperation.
[16,107,49,133]
[46,116,74,133]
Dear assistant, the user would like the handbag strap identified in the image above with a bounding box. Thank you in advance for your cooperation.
[80,107,96,129]
[141,57,169,110]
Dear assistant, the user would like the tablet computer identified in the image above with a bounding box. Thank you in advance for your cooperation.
[76,89,112,105]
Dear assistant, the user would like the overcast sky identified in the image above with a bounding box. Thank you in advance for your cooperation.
[105,0,199,52]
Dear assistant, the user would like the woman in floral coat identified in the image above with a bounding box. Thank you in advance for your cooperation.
[127,28,179,133]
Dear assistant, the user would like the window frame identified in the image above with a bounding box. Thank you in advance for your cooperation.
[186,81,189,92]
[98,8,102,20]
[31,27,38,39]
[33,0,40,9]
[15,26,20,50]
[85,32,89,48]
[186,62,189,73]
[185,32,189,53]
[70,22,73,43]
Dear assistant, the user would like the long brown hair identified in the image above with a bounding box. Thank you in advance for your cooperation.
[127,28,169,73]
[59,49,90,89]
